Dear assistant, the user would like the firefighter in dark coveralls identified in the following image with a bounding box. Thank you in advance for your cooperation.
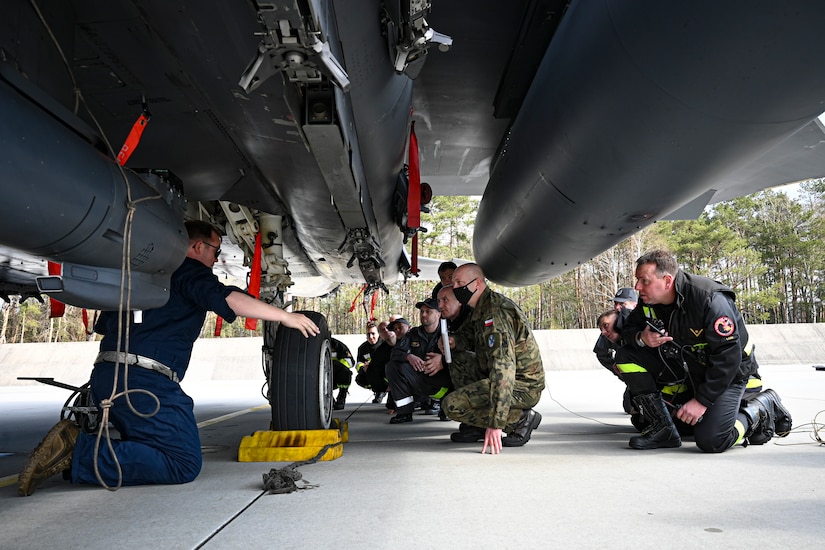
[385,297,451,424]
[616,249,792,452]
[441,263,545,454]
[355,321,390,403]
[331,337,355,410]
[18,220,320,496]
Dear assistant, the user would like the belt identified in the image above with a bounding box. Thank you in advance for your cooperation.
[95,351,180,383]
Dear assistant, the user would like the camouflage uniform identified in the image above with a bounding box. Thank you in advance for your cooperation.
[443,287,545,430]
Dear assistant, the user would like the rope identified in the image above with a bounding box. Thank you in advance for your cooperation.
[31,0,164,491]
[261,442,343,494]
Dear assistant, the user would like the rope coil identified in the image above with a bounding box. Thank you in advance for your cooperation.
[261,442,342,494]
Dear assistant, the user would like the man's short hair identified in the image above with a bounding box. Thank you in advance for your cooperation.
[437,261,458,275]
[636,249,678,276]
[366,321,377,330]
[597,309,619,327]
[455,262,485,282]
[185,220,219,242]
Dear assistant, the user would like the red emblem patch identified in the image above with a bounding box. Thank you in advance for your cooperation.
[714,316,735,337]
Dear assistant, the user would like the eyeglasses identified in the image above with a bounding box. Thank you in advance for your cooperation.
[199,241,221,259]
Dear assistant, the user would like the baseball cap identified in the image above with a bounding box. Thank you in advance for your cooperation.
[388,317,410,329]
[415,297,439,310]
[613,288,638,303]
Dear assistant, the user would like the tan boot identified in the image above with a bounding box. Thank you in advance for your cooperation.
[18,419,79,496]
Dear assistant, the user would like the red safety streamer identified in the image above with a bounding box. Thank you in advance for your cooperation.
[245,232,263,330]
[214,315,223,337]
[407,121,421,274]
[47,261,65,318]
[349,284,366,313]
[81,308,99,336]
[116,113,150,166]
[369,289,378,320]
[411,233,419,275]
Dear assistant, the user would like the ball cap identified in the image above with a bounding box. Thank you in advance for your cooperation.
[613,287,638,303]
[415,297,439,310]
[388,317,411,328]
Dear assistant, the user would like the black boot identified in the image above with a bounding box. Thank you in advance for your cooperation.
[450,424,485,442]
[502,409,542,447]
[628,393,681,450]
[333,389,347,410]
[741,389,792,445]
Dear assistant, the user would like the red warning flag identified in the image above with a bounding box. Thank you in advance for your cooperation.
[116,113,150,166]
[245,232,263,330]
[47,261,65,318]
[407,121,421,274]
[407,121,421,230]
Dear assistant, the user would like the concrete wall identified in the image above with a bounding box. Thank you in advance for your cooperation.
[2,324,824,386]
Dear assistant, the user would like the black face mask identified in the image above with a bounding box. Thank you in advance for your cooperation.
[453,278,477,305]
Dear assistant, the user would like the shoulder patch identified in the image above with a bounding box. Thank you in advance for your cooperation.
[488,334,497,348]
[714,316,735,337]
[485,318,493,327]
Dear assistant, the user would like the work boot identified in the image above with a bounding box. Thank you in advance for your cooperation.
[741,388,793,445]
[333,389,348,410]
[622,388,634,415]
[389,413,413,424]
[628,393,681,450]
[502,409,542,447]
[450,425,485,443]
[18,419,79,496]
[423,399,440,416]
[630,412,649,433]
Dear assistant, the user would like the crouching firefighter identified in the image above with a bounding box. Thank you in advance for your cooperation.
[615,249,792,452]
[330,338,355,410]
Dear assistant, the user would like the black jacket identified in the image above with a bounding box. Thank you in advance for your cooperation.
[391,325,441,363]
[593,306,632,371]
[621,270,757,407]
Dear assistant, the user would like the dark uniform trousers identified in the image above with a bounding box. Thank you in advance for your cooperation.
[385,361,452,415]
[619,345,746,453]
[73,363,202,486]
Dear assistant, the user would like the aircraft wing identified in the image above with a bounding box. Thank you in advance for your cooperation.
[3,1,825,309]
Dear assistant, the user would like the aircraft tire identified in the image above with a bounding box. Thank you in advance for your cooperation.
[266,311,333,430]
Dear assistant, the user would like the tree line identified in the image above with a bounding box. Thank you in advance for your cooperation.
[2,180,823,344]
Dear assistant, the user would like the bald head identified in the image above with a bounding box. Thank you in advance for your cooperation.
[452,263,486,307]
[454,263,483,282]
[437,285,461,321]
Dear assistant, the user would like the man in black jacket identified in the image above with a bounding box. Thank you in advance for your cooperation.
[385,298,452,424]
[616,249,792,452]
[593,287,637,416]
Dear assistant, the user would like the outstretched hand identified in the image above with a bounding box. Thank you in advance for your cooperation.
[282,312,321,338]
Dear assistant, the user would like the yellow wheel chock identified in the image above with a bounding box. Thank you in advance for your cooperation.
[238,420,348,462]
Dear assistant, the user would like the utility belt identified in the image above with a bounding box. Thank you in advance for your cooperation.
[95,351,180,383]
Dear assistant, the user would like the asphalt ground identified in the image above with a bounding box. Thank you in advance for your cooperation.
[1,363,823,549]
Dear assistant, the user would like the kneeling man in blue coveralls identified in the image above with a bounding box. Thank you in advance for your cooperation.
[18,220,320,496]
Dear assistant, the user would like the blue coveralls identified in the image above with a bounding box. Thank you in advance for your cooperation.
[71,257,240,486]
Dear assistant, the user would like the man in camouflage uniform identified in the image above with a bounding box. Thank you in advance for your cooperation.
[442,263,545,453]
